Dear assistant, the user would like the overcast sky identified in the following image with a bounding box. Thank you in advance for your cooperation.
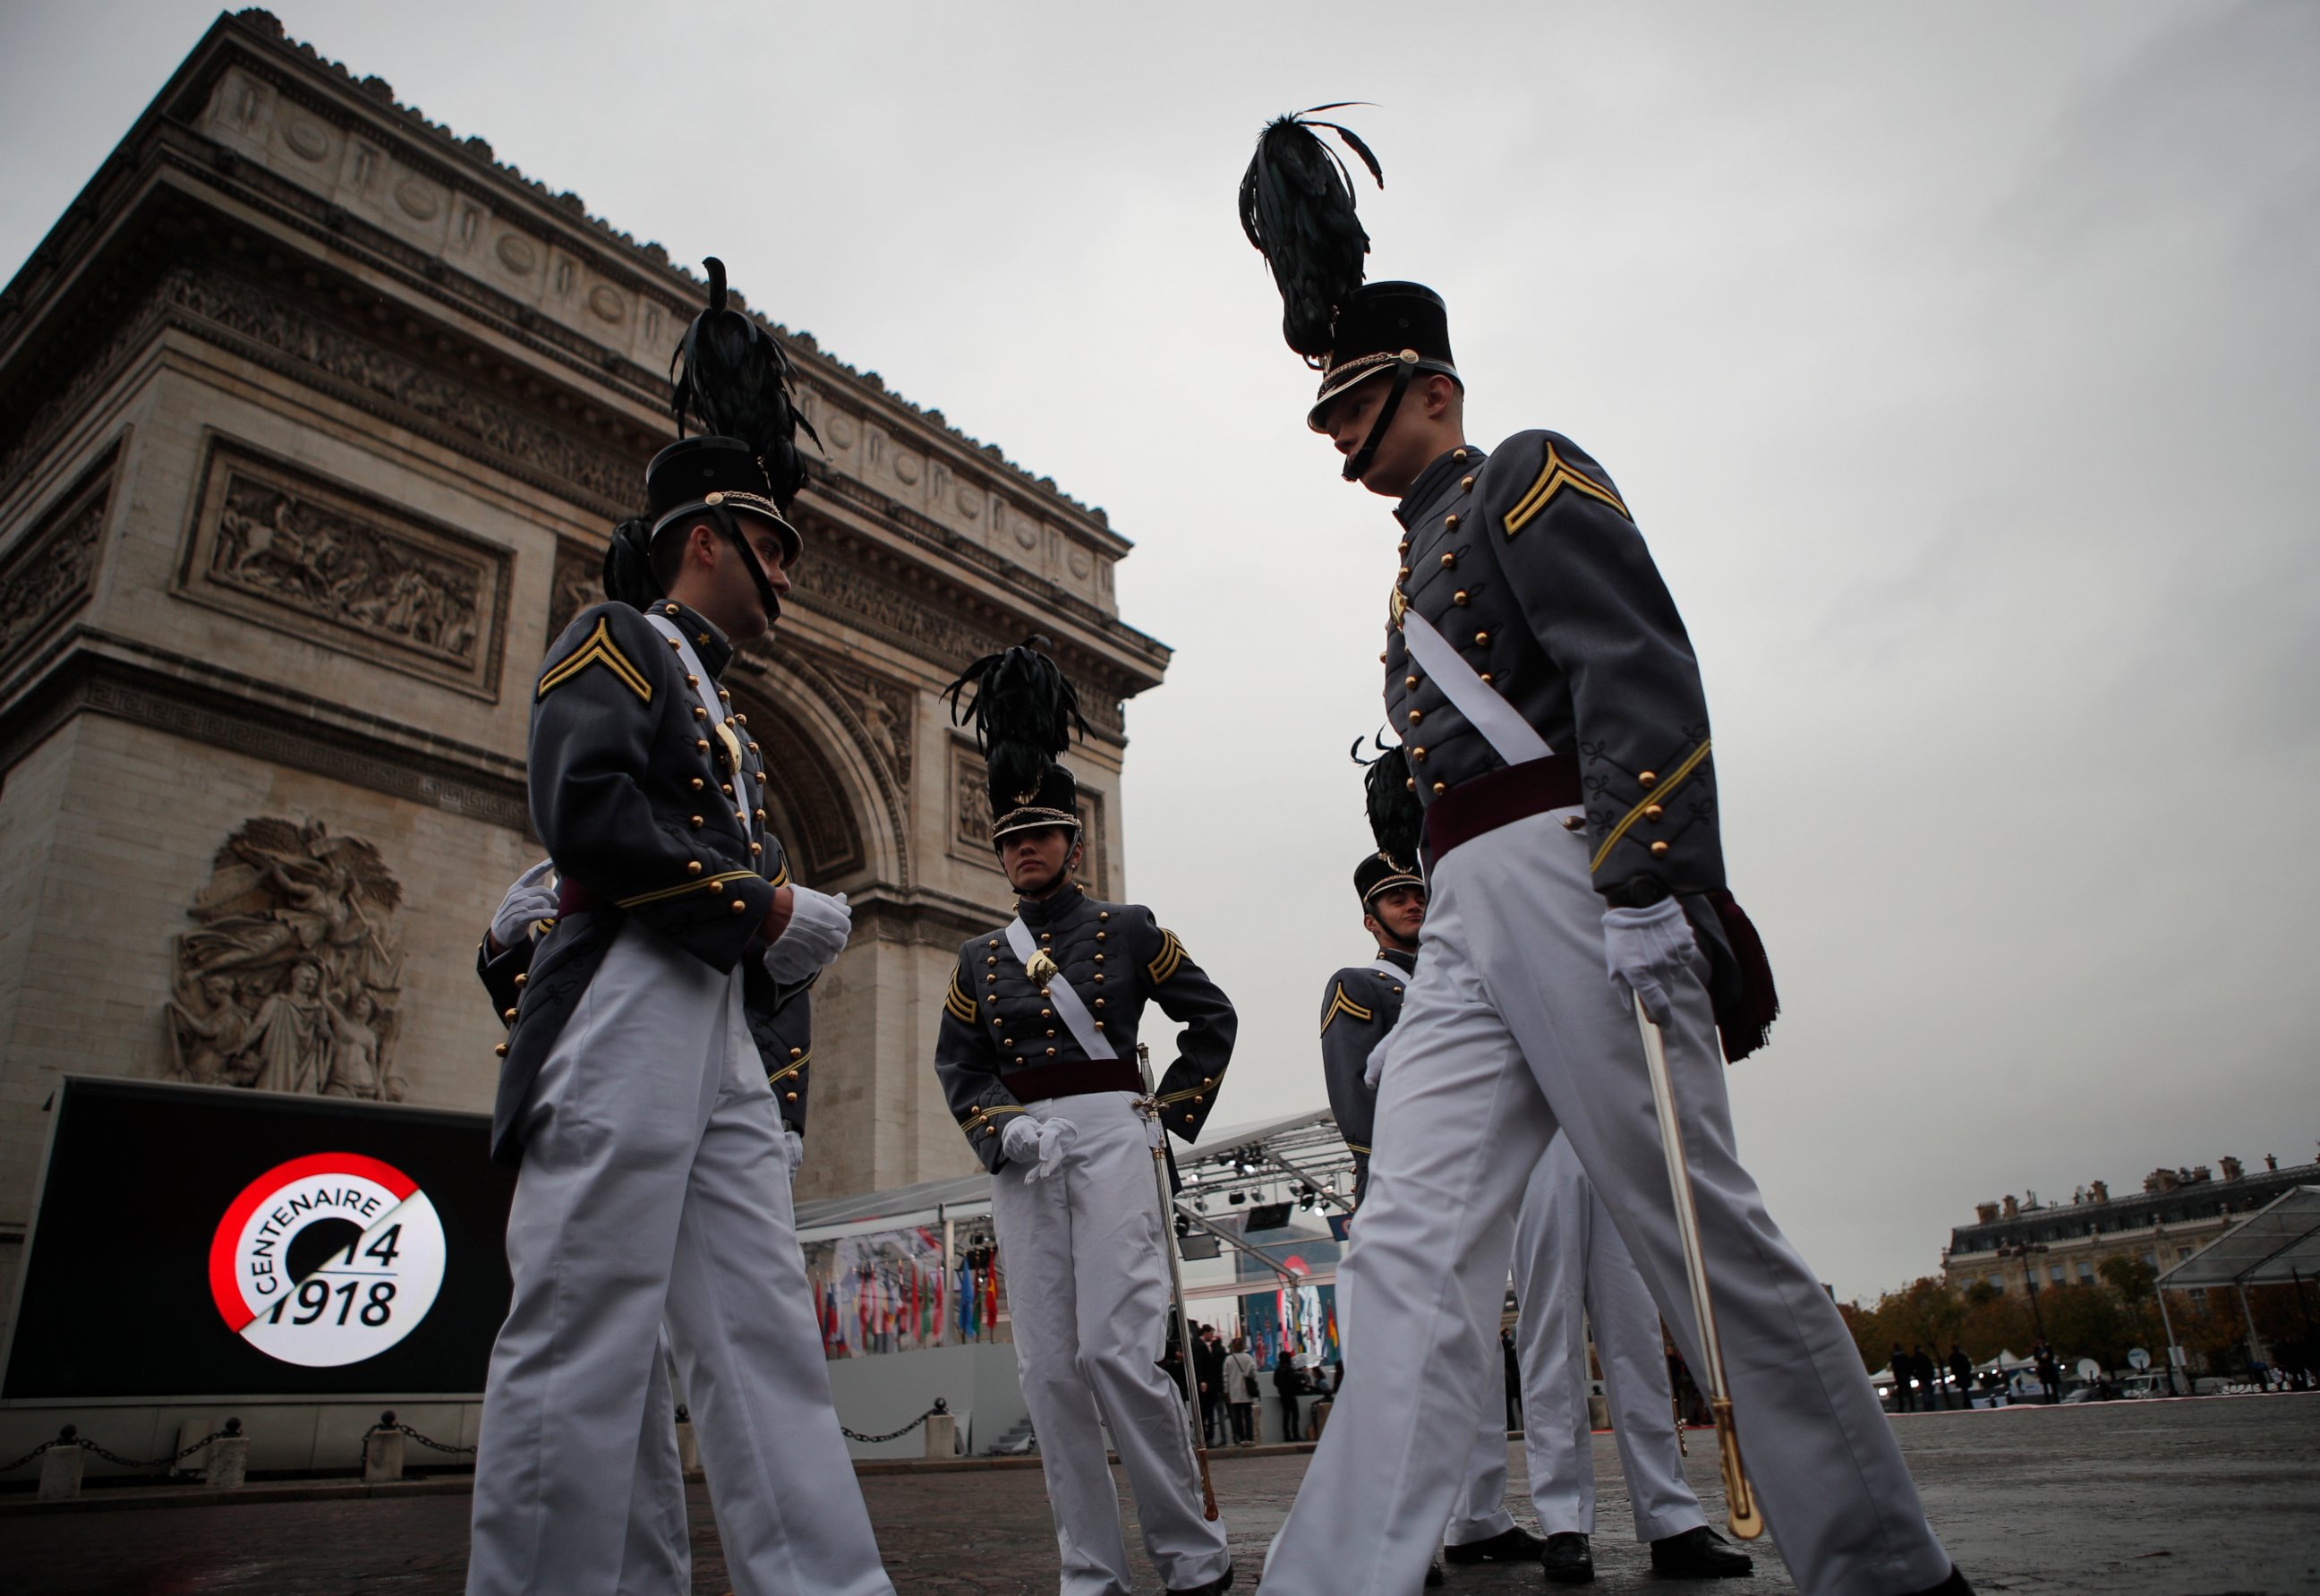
[4,1,2314,1300]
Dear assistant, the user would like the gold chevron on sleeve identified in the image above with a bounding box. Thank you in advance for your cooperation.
[536,617,653,703]
[766,1049,811,1085]
[1147,929,1187,985]
[1319,983,1375,1037]
[943,974,979,1023]
[1503,443,1630,536]
[1590,738,1713,874]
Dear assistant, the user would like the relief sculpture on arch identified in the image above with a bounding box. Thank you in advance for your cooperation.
[165,816,407,1101]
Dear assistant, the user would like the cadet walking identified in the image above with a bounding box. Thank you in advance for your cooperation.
[1240,112,1968,1596]
[466,260,888,1596]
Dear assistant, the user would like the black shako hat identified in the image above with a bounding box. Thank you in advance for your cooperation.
[645,436,802,568]
[1239,110,1458,477]
[942,638,1090,848]
[1354,850,1426,909]
[1306,282,1457,431]
[603,256,815,613]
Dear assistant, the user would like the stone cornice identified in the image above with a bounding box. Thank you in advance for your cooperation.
[0,633,531,832]
[0,10,1138,575]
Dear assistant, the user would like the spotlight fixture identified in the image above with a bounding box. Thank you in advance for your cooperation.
[1229,1191,1247,1206]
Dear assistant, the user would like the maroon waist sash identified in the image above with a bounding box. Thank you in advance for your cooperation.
[1422,756,1583,866]
[1002,1059,1144,1102]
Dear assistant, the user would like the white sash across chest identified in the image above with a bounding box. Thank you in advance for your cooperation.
[1004,917,1117,1062]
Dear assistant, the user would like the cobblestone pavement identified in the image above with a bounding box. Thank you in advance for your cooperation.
[4,1394,2315,1593]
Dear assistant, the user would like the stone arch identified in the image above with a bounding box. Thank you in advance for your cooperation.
[729,658,908,892]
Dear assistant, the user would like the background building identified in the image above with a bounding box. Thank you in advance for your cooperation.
[1942,1148,2320,1301]
[0,9,1170,1310]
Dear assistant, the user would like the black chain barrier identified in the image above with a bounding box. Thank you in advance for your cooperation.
[0,1418,243,1475]
[362,1411,477,1456]
[840,1397,948,1446]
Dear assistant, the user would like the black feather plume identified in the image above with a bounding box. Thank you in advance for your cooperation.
[1352,731,1423,866]
[1241,105,1382,364]
[943,637,1089,807]
[670,256,823,508]
[601,516,661,607]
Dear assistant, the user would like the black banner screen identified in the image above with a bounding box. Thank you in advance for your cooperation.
[3,1078,515,1398]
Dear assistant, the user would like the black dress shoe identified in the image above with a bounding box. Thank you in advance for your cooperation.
[1426,1561,1446,1587]
[1902,1569,1974,1596]
[1444,1525,1546,1564]
[1540,1532,1595,1585]
[1168,1568,1235,1596]
[1648,1526,1753,1578]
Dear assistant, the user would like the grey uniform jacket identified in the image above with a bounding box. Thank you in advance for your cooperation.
[1317,947,1416,1204]
[934,885,1236,1173]
[488,598,789,1163]
[1386,433,1772,1057]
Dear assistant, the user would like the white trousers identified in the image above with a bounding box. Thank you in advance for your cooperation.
[1262,811,1950,1596]
[615,1331,690,1595]
[991,1091,1232,1595]
[1454,1133,1704,1542]
[467,921,891,1596]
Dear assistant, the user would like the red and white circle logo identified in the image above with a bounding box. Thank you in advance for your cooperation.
[209,1153,447,1368]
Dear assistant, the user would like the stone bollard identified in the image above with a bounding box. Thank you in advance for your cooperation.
[1310,1399,1331,1441]
[205,1419,247,1489]
[924,1398,956,1460]
[364,1412,405,1483]
[1587,1393,1610,1431]
[675,1408,700,1478]
[37,1427,83,1501]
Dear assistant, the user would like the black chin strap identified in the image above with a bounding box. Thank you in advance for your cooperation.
[1343,363,1415,482]
[709,505,783,623]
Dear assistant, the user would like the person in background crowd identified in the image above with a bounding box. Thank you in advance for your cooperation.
[1275,1348,1308,1443]
[1225,1338,1260,1446]
[1196,1323,1230,1447]
[1891,1344,1916,1412]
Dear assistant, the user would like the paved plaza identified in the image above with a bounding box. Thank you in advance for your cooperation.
[3,1394,2315,1593]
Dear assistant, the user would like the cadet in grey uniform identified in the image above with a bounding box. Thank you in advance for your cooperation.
[934,642,1238,1596]
[1317,851,1425,1210]
[1240,114,1967,1596]
[467,261,891,1596]
[480,875,819,1596]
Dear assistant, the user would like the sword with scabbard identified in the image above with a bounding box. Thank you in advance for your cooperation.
[1136,1040,1219,1520]
[1632,995,1762,1541]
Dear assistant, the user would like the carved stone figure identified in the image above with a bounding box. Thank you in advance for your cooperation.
[167,817,405,1098]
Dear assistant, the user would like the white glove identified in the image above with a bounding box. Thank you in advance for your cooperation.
[490,860,558,949]
[781,1129,805,1178]
[1602,897,1702,1025]
[763,888,851,983]
[1362,1033,1394,1091]
[1002,1116,1077,1182]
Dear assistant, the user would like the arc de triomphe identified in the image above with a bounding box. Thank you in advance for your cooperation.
[0,10,1169,1308]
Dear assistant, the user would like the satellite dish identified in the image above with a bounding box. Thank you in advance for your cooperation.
[2077,1357,2102,1381]
[2127,1346,2151,1370]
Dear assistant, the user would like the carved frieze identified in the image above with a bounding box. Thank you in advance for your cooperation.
[177,438,509,698]
[0,450,114,672]
[166,817,407,1101]
[166,267,638,508]
[817,660,915,791]
[548,536,599,643]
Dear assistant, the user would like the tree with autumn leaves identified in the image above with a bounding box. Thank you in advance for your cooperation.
[1838,1263,2316,1382]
